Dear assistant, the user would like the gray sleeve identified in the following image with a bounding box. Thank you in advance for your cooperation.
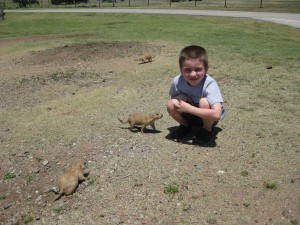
[203,81,223,106]
[169,80,178,97]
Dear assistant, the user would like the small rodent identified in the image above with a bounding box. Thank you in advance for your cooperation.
[118,112,163,133]
[139,53,154,63]
[54,160,89,201]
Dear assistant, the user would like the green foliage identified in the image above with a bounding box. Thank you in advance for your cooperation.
[50,72,61,81]
[241,170,249,176]
[3,172,16,180]
[23,215,33,224]
[290,219,298,225]
[164,184,179,194]
[13,0,39,7]
[0,194,7,200]
[26,176,34,184]
[264,182,277,190]
[50,70,75,81]
[55,205,66,214]
[51,0,88,6]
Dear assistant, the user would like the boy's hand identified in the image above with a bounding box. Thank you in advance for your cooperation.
[176,99,192,113]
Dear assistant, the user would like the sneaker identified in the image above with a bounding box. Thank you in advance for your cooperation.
[171,125,192,140]
[193,128,212,145]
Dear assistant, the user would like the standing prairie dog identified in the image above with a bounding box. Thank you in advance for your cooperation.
[139,53,154,63]
[118,112,163,133]
[54,160,89,201]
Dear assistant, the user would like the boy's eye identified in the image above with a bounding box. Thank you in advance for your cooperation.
[183,69,192,73]
[183,68,203,73]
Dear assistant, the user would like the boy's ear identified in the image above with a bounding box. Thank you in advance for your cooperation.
[205,67,209,73]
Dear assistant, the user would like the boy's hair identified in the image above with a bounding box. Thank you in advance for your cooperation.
[179,45,208,69]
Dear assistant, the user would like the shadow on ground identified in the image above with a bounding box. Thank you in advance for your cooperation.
[165,126,223,147]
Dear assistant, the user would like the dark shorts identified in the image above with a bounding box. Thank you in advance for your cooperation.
[182,113,218,128]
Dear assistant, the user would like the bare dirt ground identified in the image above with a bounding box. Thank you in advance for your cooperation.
[0,35,299,225]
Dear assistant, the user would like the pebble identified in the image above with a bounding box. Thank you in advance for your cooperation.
[3,203,12,209]
[42,160,48,166]
[111,216,122,224]
[217,170,226,175]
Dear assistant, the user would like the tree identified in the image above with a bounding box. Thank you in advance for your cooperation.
[51,0,88,5]
[13,0,39,7]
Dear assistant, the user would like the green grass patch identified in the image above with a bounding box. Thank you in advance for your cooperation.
[3,172,16,180]
[23,215,34,224]
[291,219,298,225]
[241,170,249,176]
[164,184,179,194]
[26,176,34,184]
[55,204,67,214]
[0,194,7,200]
[264,182,277,190]
[1,13,299,60]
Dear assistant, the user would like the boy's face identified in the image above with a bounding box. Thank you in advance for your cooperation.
[181,59,208,86]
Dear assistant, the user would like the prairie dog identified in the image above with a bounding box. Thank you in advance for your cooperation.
[118,112,163,133]
[54,160,89,201]
[139,53,154,63]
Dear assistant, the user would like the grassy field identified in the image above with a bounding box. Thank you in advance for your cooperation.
[0,12,299,225]
[1,12,299,55]
[2,0,300,12]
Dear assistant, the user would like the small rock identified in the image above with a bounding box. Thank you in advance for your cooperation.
[3,203,13,209]
[111,216,123,224]
[182,204,191,211]
[42,160,48,166]
[217,170,226,175]
[282,209,292,218]
[35,195,43,203]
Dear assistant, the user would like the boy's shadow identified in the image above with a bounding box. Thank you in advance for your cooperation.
[165,126,222,147]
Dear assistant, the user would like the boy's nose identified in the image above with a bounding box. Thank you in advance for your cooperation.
[190,70,197,76]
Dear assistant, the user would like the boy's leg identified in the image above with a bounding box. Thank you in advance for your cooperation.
[199,98,216,132]
[193,98,217,144]
[167,98,192,139]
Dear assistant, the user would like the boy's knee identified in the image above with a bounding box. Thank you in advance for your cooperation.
[199,98,210,109]
[166,99,179,111]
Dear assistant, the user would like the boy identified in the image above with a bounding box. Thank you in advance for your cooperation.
[166,45,224,144]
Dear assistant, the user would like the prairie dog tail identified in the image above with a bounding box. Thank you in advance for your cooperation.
[118,118,128,124]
